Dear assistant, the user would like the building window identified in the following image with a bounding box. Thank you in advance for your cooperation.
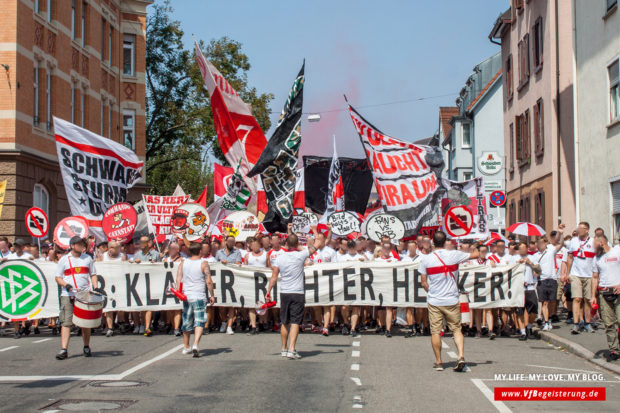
[533,17,543,69]
[518,35,530,87]
[534,98,544,156]
[123,110,135,149]
[462,123,471,148]
[463,171,472,181]
[109,27,113,64]
[71,0,76,40]
[509,201,516,226]
[34,0,41,13]
[516,110,530,165]
[80,89,85,127]
[123,34,136,76]
[33,184,49,219]
[609,59,619,122]
[608,0,618,12]
[33,62,40,126]
[108,103,112,138]
[535,190,545,229]
[505,55,513,99]
[509,122,515,171]
[47,0,52,22]
[46,71,52,131]
[101,18,106,59]
[100,101,104,136]
[70,82,75,123]
[81,1,86,47]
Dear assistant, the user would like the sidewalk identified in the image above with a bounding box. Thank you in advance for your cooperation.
[536,316,620,375]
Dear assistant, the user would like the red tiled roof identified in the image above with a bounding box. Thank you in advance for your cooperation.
[466,69,502,112]
[439,107,459,140]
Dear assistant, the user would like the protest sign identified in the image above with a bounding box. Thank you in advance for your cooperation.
[101,203,137,243]
[292,212,317,234]
[170,203,210,242]
[25,207,49,238]
[364,213,405,243]
[142,195,190,241]
[221,211,260,240]
[441,177,488,239]
[53,216,89,249]
[327,211,361,236]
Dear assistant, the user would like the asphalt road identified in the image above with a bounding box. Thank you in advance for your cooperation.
[0,328,619,412]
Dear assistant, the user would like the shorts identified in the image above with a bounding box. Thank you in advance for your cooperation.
[570,276,592,299]
[427,303,461,335]
[59,296,75,327]
[182,299,206,332]
[280,293,305,325]
[516,290,538,315]
[537,279,558,302]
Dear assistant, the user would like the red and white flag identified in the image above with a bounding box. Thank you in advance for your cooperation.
[213,162,235,200]
[54,116,143,241]
[325,137,345,216]
[194,41,267,193]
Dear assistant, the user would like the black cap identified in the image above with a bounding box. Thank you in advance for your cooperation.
[14,238,26,246]
[70,236,87,246]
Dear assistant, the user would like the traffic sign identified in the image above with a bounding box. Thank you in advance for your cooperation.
[489,190,506,207]
[25,207,49,238]
[102,203,138,243]
[444,206,473,238]
[53,216,89,249]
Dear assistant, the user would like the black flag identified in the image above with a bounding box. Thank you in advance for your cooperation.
[248,62,305,232]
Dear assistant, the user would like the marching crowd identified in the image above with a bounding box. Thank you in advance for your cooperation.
[1,220,619,367]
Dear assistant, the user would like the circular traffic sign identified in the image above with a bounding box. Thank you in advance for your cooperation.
[102,203,137,243]
[444,206,474,238]
[489,190,506,207]
[171,203,211,242]
[0,260,49,321]
[53,216,89,249]
[25,207,49,238]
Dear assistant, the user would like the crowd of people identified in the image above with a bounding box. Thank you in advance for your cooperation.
[1,220,619,366]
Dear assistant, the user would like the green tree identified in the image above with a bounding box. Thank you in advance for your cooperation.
[145,0,273,198]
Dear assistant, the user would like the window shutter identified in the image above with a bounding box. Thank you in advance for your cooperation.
[612,181,620,214]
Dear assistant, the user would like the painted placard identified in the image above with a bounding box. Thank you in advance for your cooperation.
[327,211,360,236]
[101,203,137,243]
[221,211,260,241]
[365,213,406,243]
[171,203,211,242]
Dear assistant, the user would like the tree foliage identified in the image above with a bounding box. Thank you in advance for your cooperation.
[145,0,273,198]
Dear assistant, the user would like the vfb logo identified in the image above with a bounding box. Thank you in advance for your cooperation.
[0,261,48,320]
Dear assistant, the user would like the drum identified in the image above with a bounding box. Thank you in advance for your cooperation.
[73,291,104,329]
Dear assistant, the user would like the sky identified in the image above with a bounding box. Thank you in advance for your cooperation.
[166,0,508,159]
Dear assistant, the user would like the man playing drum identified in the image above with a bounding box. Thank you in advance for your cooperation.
[54,236,99,360]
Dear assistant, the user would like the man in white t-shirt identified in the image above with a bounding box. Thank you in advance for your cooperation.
[419,231,479,372]
[592,234,620,360]
[488,240,510,266]
[564,221,596,334]
[54,236,99,360]
[266,228,320,360]
[7,239,34,261]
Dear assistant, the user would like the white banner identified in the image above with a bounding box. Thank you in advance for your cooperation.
[53,117,144,240]
[0,260,525,321]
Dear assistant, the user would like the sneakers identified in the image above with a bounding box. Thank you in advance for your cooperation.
[519,334,527,341]
[433,363,444,371]
[83,346,92,357]
[571,324,581,335]
[247,328,258,336]
[105,329,114,337]
[138,325,145,335]
[341,325,350,335]
[454,358,466,372]
[182,347,192,355]
[565,317,574,324]
[226,326,235,335]
[287,350,302,360]
[219,322,227,333]
[281,349,288,357]
[385,330,392,338]
[56,349,68,360]
[351,330,361,338]
[133,325,140,334]
[174,329,182,337]
[192,345,199,358]
[321,327,329,337]
[489,332,496,340]
[584,324,595,333]
[144,328,153,337]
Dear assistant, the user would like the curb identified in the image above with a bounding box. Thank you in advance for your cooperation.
[538,330,620,375]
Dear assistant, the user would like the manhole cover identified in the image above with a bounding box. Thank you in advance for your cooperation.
[89,381,147,388]
[41,399,137,411]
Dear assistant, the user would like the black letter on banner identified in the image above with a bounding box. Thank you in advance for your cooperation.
[126,273,142,307]
[161,271,179,305]
[393,268,409,303]
[490,272,505,301]
[343,268,356,301]
[220,270,236,303]
[322,269,339,302]
[457,271,468,292]
[144,273,159,306]
[473,273,486,303]
[254,272,273,303]
[413,269,426,303]
[360,268,375,301]
[305,271,320,303]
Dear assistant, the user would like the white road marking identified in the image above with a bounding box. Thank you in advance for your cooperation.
[350,377,362,386]
[352,341,360,347]
[525,364,601,374]
[352,350,360,358]
[354,396,362,401]
[0,346,19,352]
[353,404,363,409]
[441,341,449,349]
[471,378,512,413]
[447,351,458,359]
[33,338,52,343]
[0,344,184,382]
[351,364,360,371]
